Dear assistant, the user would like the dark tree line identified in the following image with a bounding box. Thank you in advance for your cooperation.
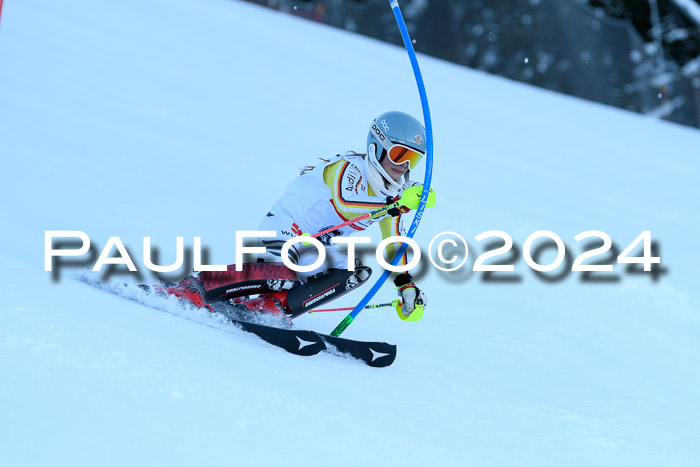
[245,0,700,128]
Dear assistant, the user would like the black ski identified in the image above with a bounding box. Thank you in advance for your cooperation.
[319,334,397,367]
[78,276,394,364]
[225,318,327,356]
[216,301,396,365]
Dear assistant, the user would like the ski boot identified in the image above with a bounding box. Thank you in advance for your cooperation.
[227,290,293,325]
[139,275,214,312]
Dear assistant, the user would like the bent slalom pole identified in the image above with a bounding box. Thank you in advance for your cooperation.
[330,0,434,337]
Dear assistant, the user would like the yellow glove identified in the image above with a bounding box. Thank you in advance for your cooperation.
[386,185,436,217]
[399,185,436,210]
[393,273,426,322]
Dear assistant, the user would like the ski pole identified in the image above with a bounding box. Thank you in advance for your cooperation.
[311,201,400,238]
[310,300,400,314]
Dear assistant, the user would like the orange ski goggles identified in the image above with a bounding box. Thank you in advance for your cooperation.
[385,144,424,169]
[371,122,425,170]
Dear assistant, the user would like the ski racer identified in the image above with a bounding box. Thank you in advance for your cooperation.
[164,111,433,322]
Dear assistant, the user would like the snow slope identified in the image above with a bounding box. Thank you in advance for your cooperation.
[1,0,699,465]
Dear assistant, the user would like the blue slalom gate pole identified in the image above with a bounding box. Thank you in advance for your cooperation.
[330,0,434,337]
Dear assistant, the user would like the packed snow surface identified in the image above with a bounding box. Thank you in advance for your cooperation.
[1,0,699,465]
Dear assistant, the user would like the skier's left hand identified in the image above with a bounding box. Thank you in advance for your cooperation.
[393,272,426,322]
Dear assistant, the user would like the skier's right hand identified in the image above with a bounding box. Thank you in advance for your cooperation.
[386,195,411,217]
[386,185,436,217]
[398,185,436,211]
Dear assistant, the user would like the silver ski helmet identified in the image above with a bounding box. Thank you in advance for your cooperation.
[366,111,426,190]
